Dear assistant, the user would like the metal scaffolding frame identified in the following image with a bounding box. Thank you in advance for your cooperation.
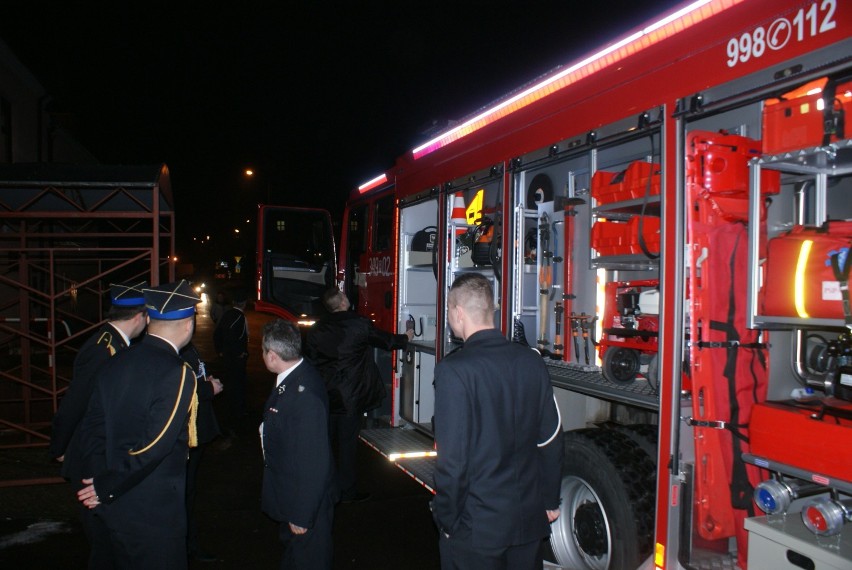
[0,163,175,478]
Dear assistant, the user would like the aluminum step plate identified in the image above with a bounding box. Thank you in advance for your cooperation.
[360,427,437,493]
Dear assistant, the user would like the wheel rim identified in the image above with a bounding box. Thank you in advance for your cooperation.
[605,347,639,383]
[550,475,612,570]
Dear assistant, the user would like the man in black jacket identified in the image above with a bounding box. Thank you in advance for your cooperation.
[213,289,248,430]
[304,288,412,502]
[76,280,201,570]
[260,319,335,569]
[432,274,563,570]
[49,280,148,570]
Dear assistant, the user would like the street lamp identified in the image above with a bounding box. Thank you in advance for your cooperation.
[244,167,270,203]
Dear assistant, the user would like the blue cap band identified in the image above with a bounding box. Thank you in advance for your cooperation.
[146,305,196,320]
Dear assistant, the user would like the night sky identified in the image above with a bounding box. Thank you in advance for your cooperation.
[1,0,682,268]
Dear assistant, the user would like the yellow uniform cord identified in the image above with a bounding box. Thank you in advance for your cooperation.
[129,363,193,456]
[188,389,199,449]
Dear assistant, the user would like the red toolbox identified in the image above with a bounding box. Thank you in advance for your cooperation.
[686,130,780,196]
[591,216,660,256]
[750,400,852,484]
[592,161,661,205]
[763,77,852,155]
[761,221,852,320]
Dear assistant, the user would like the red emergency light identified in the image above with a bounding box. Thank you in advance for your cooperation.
[358,173,388,194]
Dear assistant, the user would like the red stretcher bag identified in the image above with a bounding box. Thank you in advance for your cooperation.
[761,221,852,321]
[686,131,780,196]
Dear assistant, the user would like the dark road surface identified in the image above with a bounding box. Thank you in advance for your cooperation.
[0,293,441,569]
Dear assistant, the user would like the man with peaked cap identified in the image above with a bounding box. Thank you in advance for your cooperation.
[76,280,201,570]
[50,280,148,570]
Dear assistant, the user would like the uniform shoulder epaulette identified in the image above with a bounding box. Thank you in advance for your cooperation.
[96,331,117,356]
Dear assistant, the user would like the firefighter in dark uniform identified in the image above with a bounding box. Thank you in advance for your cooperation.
[432,273,563,570]
[49,280,148,570]
[76,280,201,570]
[260,319,336,569]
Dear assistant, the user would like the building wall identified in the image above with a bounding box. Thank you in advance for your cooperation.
[0,37,97,164]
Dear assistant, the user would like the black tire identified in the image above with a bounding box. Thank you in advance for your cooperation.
[608,423,659,465]
[550,428,655,570]
[602,347,640,384]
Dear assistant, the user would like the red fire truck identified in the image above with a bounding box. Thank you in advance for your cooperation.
[260,1,852,567]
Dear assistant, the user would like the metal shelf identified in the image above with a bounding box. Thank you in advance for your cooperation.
[545,360,659,411]
[756,139,852,176]
[408,340,436,354]
[590,253,659,271]
[593,195,661,216]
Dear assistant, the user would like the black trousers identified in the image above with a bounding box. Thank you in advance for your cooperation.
[330,413,360,498]
[222,354,247,425]
[278,492,334,570]
[438,532,544,570]
[110,529,187,570]
[73,481,116,570]
[186,444,205,554]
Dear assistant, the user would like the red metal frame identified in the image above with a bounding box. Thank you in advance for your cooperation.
[0,164,174,482]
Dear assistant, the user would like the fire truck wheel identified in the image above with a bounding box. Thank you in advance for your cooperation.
[607,423,658,465]
[550,428,655,570]
[602,347,640,384]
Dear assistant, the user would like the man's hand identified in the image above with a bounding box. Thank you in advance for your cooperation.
[208,375,224,395]
[546,509,560,523]
[55,455,64,463]
[288,522,307,535]
[77,478,100,509]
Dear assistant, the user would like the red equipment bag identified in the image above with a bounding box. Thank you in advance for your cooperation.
[591,160,660,205]
[761,221,852,323]
[591,216,660,256]
[763,76,852,155]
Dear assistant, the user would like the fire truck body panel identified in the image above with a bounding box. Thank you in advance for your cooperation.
[328,1,852,568]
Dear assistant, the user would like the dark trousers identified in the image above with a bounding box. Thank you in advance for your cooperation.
[111,530,187,570]
[439,532,543,570]
[278,492,334,570]
[186,444,205,554]
[223,354,247,426]
[74,482,116,570]
[330,413,360,498]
